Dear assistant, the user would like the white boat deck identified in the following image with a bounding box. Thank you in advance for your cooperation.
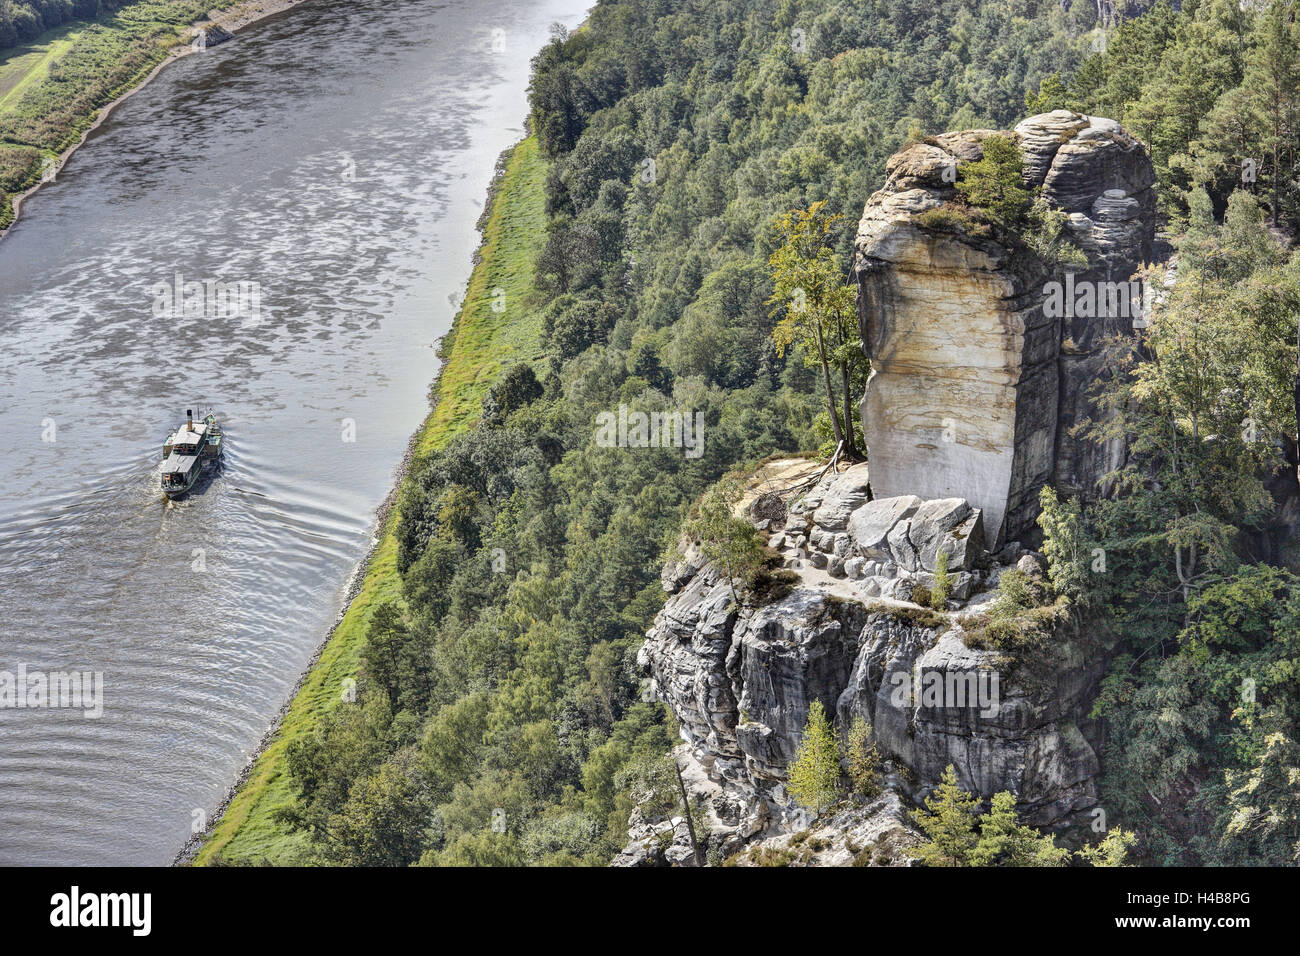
[167,421,210,448]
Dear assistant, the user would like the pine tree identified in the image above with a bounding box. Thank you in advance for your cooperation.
[911,769,1071,866]
[787,701,842,816]
[1077,828,1138,866]
[971,792,1070,866]
[1243,0,1300,227]
[845,717,882,799]
[955,135,1033,230]
[908,765,981,866]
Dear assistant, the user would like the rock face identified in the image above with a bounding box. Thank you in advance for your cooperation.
[853,111,1157,545]
[1016,111,1156,500]
[629,465,1107,862]
[835,616,1103,826]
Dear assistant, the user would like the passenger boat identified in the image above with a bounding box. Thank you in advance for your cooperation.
[161,410,224,499]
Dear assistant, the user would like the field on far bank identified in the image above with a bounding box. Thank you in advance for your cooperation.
[0,0,304,230]
[192,136,550,865]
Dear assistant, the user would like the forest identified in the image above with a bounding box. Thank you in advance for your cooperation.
[266,0,1300,866]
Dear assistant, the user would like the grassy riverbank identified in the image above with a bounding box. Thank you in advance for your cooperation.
[0,0,305,230]
[192,136,550,865]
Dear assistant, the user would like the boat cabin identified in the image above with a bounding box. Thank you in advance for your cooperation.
[165,419,210,457]
[160,411,224,497]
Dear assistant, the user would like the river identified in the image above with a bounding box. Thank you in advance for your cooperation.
[0,0,588,866]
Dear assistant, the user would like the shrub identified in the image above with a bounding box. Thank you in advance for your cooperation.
[930,551,952,610]
[961,569,1066,657]
[955,134,1033,230]
[914,203,991,238]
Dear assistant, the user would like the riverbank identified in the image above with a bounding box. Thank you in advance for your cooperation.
[0,0,314,233]
[186,134,550,865]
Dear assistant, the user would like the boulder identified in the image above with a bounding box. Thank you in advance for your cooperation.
[846,494,922,559]
[1017,552,1046,577]
[810,464,873,530]
[910,499,986,572]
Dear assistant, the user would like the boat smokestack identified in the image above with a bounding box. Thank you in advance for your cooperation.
[187,409,193,432]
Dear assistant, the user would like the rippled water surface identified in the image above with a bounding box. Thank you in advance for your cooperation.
[0,0,588,865]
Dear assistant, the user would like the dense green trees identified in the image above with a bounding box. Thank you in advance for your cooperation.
[1043,0,1300,229]
[910,766,1132,866]
[273,0,1300,866]
[1034,188,1300,863]
[0,0,107,49]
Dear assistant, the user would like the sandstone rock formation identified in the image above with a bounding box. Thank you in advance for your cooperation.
[853,111,1157,545]
[1018,111,1156,499]
[623,112,1156,865]
[625,462,1107,863]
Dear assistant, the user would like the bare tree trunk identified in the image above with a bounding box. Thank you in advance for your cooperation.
[674,758,703,866]
[1284,317,1294,486]
[813,322,844,447]
[840,361,860,460]
[1273,139,1281,228]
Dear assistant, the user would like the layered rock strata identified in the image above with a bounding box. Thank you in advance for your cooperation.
[853,111,1156,544]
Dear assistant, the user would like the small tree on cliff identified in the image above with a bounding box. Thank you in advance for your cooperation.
[788,701,842,815]
[968,792,1070,866]
[955,134,1033,230]
[908,765,981,866]
[845,716,882,798]
[767,201,864,461]
[683,475,765,605]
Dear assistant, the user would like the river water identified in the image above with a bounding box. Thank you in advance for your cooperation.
[0,0,587,865]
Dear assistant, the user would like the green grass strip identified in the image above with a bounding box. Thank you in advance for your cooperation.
[193,135,549,865]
